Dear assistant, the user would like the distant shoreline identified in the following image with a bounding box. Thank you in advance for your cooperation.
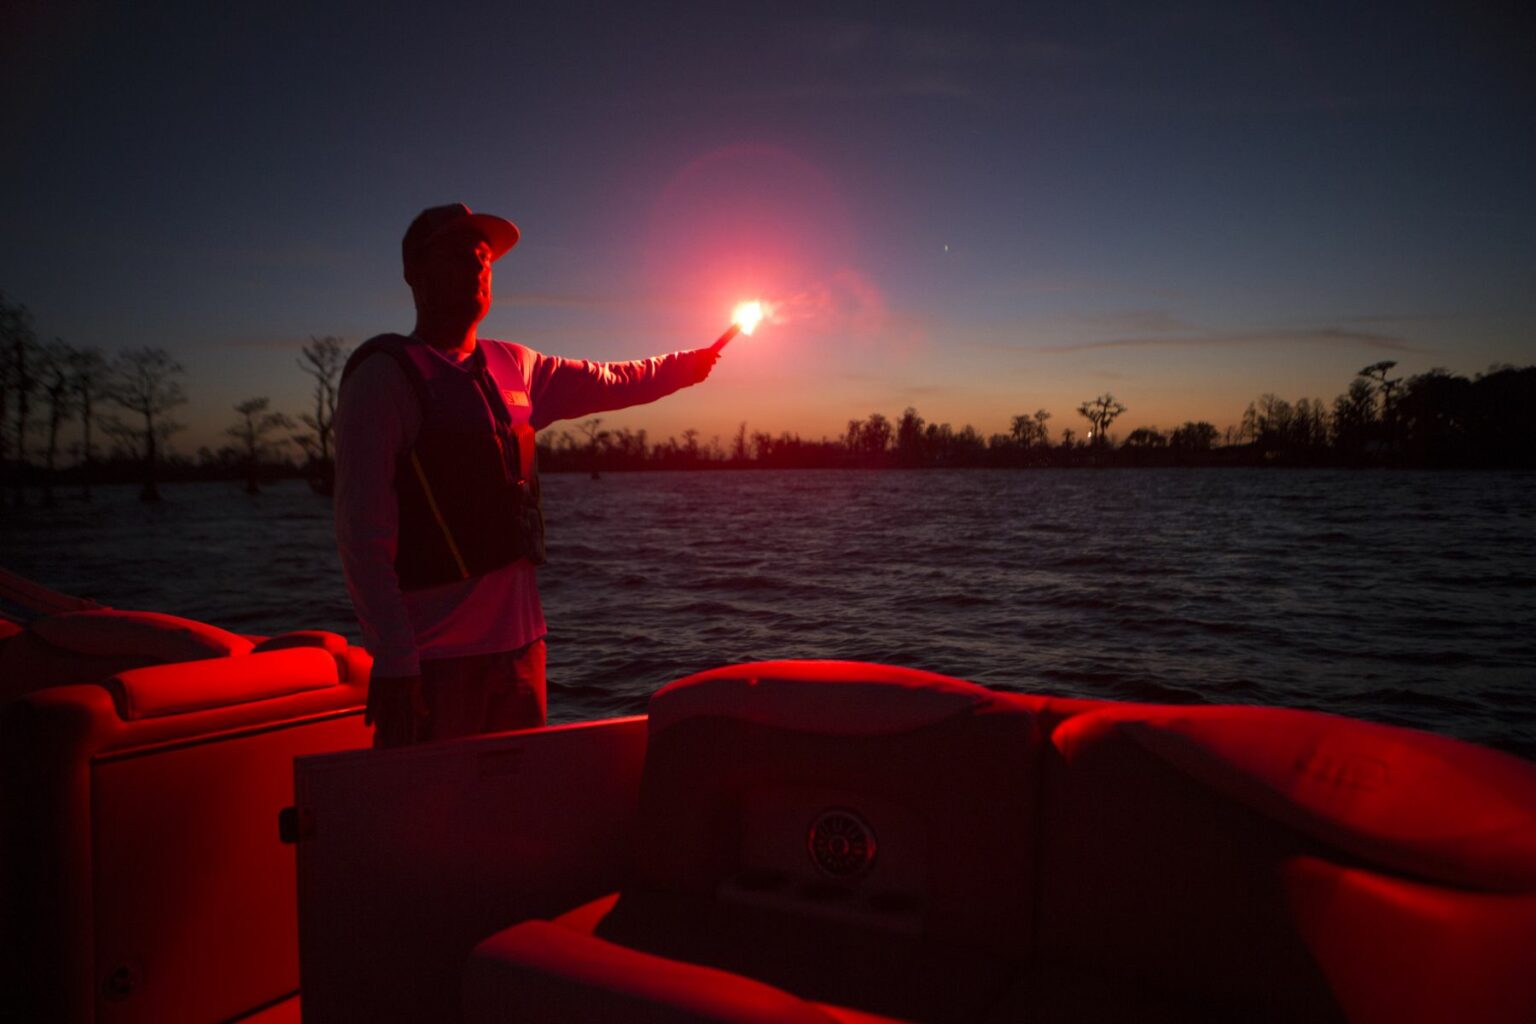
[2,459,1530,513]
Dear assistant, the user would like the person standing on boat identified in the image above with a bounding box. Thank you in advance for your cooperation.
[335,203,721,748]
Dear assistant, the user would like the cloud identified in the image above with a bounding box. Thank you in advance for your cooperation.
[1333,312,1456,325]
[1035,326,1422,354]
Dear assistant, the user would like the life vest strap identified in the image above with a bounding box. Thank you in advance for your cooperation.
[408,450,471,579]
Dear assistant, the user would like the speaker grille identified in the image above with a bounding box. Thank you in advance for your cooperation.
[807,809,877,878]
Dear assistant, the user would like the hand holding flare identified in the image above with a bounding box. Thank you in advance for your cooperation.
[711,301,765,352]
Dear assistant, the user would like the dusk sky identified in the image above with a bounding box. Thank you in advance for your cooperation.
[3,1,1532,454]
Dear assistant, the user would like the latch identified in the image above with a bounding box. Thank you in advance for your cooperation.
[278,805,316,844]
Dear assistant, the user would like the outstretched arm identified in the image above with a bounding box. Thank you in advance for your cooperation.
[528,347,719,430]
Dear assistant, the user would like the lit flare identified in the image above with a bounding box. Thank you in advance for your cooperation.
[733,300,764,335]
[711,299,767,351]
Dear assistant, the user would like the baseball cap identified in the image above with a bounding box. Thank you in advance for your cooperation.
[402,203,520,269]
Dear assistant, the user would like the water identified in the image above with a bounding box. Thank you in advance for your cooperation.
[3,470,1533,760]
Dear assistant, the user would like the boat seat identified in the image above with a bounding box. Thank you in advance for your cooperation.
[466,663,1536,1023]
[467,892,1194,1024]
[467,661,1046,1023]
[1,637,375,1024]
[1039,703,1536,1023]
[465,917,904,1023]
[0,607,366,706]
[0,608,255,702]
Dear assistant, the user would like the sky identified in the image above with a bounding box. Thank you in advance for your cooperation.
[2,0,1533,454]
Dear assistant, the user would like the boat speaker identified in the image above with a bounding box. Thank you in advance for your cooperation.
[807,809,878,878]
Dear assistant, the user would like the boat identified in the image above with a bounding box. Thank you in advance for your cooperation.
[3,575,1534,1022]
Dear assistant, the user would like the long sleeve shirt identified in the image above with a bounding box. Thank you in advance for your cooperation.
[334,338,713,677]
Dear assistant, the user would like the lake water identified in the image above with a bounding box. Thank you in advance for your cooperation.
[3,469,1533,760]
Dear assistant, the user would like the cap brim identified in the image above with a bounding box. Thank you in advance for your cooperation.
[430,212,520,261]
[466,213,519,259]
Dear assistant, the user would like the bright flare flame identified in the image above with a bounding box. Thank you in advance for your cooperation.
[732,300,764,336]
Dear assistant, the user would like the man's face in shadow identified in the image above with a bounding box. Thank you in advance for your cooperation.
[407,231,495,329]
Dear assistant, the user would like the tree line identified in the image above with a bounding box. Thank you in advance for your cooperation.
[0,292,347,503]
[539,360,1536,473]
[4,287,1533,505]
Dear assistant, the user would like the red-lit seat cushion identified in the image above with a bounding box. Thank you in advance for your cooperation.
[251,630,365,681]
[0,610,255,702]
[1285,856,1536,1024]
[647,660,1001,738]
[1057,704,1536,892]
[465,920,867,1024]
[103,647,338,721]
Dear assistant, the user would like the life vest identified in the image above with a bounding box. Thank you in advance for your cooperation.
[341,334,546,590]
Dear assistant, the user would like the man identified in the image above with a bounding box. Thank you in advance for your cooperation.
[335,203,721,747]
